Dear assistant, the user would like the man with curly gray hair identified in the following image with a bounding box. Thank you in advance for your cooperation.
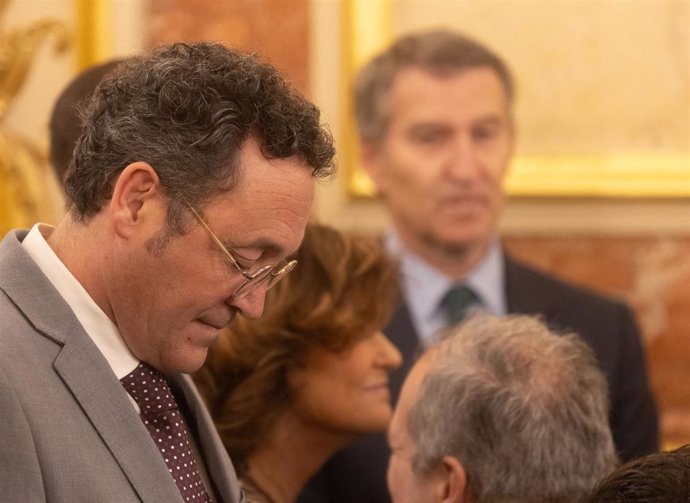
[387,314,618,503]
[0,42,335,502]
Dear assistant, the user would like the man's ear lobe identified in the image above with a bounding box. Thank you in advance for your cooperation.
[110,162,161,236]
[359,139,386,195]
[359,139,377,168]
[440,455,468,503]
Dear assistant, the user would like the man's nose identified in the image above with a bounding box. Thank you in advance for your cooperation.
[446,135,480,180]
[226,284,267,319]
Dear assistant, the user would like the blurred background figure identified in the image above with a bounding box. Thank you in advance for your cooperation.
[49,58,126,187]
[588,445,690,503]
[301,29,658,503]
[196,223,403,503]
[387,314,618,503]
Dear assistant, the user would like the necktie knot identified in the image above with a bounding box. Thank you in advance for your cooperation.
[442,284,479,325]
[121,362,178,416]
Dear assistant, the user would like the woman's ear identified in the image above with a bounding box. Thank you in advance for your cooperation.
[109,162,161,237]
[440,455,468,503]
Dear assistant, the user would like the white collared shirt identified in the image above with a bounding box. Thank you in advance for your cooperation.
[22,224,218,492]
[21,224,139,381]
[386,230,507,347]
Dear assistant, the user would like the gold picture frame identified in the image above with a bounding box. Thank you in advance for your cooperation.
[74,0,110,70]
[342,0,690,199]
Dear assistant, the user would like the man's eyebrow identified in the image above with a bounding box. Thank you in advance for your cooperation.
[409,114,506,129]
[409,121,452,130]
[473,114,506,126]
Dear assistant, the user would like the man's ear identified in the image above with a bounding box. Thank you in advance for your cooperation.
[358,139,386,195]
[439,455,468,503]
[109,162,161,238]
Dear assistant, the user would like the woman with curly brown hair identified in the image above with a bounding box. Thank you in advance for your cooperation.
[195,222,402,503]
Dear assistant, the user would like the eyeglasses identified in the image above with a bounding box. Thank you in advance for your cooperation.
[185,203,297,300]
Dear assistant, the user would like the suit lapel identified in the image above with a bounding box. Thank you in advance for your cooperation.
[0,231,183,503]
[54,338,184,503]
[385,302,423,402]
[504,255,558,319]
[172,373,240,503]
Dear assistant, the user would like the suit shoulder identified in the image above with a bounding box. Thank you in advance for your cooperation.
[506,256,631,313]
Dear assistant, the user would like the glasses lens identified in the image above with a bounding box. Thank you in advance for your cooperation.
[265,260,297,289]
[231,260,297,300]
[231,266,273,300]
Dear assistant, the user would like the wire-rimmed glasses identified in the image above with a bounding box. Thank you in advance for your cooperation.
[185,203,297,300]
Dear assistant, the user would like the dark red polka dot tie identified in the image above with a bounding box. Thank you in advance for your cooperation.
[121,362,214,503]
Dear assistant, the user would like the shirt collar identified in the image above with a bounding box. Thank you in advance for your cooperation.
[21,224,139,379]
[386,232,449,324]
[385,230,507,343]
[466,238,506,316]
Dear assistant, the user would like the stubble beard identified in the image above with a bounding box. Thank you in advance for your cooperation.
[412,223,493,279]
[420,228,472,262]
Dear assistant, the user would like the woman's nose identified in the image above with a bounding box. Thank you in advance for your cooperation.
[375,331,403,370]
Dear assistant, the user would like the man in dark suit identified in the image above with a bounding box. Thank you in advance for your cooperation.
[0,42,335,502]
[299,29,657,503]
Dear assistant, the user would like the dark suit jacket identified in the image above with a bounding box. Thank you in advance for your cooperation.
[298,255,659,503]
[0,230,241,502]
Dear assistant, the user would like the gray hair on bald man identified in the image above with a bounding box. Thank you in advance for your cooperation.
[408,314,617,502]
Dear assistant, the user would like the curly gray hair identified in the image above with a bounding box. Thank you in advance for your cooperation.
[66,42,335,231]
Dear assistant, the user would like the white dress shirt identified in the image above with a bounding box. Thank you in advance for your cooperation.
[21,224,218,494]
[21,224,139,395]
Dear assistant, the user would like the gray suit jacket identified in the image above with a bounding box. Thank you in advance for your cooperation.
[0,230,241,503]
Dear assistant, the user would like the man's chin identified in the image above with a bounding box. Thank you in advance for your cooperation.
[425,231,482,257]
[432,221,495,254]
[173,358,207,375]
[161,346,211,374]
